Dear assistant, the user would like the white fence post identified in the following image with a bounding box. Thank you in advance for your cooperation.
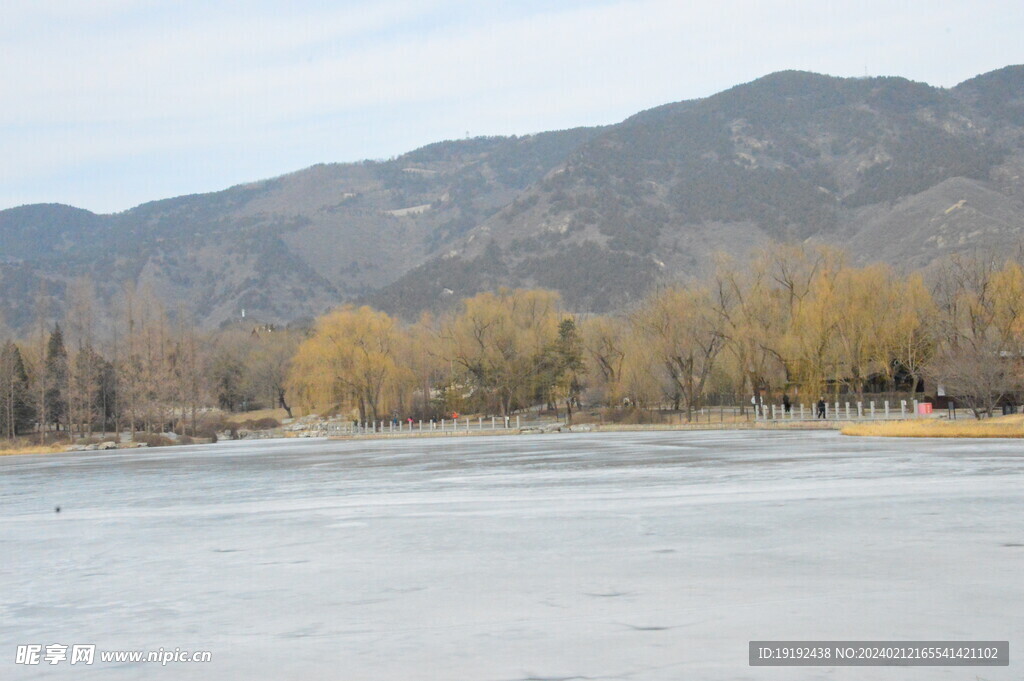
[800,404,805,419]
[913,399,919,417]
[857,402,863,418]
[516,415,520,429]
[884,401,889,418]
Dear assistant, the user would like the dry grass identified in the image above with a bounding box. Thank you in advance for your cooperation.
[842,415,1024,438]
[0,442,67,456]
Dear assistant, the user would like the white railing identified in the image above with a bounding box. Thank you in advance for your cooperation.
[753,398,935,421]
[322,414,523,435]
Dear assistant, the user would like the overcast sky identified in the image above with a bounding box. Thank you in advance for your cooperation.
[2,0,1022,213]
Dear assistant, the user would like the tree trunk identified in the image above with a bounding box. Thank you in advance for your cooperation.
[277,388,292,419]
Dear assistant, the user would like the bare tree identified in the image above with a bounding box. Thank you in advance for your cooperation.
[246,326,301,418]
[634,286,725,420]
[925,341,1022,418]
[926,254,1024,418]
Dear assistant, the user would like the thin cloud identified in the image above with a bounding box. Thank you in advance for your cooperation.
[1,0,1021,212]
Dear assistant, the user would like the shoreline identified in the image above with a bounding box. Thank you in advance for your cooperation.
[8,417,1023,456]
[0,421,840,456]
[324,419,848,441]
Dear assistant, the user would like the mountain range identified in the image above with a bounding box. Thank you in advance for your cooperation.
[3,65,1024,332]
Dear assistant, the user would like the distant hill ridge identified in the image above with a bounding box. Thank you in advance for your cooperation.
[3,65,1024,331]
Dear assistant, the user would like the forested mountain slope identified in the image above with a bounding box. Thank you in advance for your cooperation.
[3,66,1024,329]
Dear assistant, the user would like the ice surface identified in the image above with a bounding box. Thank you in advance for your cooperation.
[1,431,1021,680]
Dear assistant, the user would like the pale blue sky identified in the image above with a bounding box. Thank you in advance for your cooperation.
[2,0,1022,213]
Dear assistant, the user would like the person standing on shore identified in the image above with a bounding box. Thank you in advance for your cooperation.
[782,394,791,414]
[816,398,826,419]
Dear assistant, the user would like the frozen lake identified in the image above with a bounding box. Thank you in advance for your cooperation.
[1,431,1021,680]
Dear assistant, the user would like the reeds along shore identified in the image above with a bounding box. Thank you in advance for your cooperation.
[0,442,66,456]
[841,415,1024,438]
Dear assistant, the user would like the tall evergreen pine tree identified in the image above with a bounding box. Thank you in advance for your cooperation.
[0,341,35,438]
[45,324,69,431]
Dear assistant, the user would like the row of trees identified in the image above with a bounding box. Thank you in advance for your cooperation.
[0,283,302,441]
[288,245,1024,421]
[287,290,585,423]
[4,243,1024,441]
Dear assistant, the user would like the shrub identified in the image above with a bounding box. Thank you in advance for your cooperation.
[240,417,280,430]
[131,433,177,447]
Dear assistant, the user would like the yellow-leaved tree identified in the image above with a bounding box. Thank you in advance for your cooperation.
[443,288,562,416]
[288,305,411,422]
[831,264,896,399]
[580,314,630,405]
[872,271,935,394]
[633,285,725,419]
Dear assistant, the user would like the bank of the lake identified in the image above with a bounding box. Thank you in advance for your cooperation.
[842,414,1024,438]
